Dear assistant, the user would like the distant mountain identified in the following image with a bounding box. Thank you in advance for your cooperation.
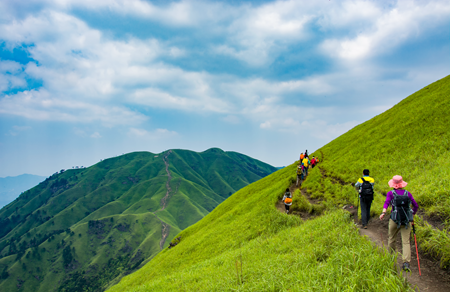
[0,148,277,292]
[0,174,46,209]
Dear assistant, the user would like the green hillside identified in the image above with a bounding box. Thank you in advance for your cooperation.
[0,148,277,292]
[107,75,449,291]
[302,74,450,267]
[107,164,408,291]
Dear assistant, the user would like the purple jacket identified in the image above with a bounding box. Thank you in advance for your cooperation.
[383,189,419,214]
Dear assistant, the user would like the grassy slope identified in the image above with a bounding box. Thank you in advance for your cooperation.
[302,75,450,267]
[0,149,277,292]
[108,164,408,292]
[107,75,449,291]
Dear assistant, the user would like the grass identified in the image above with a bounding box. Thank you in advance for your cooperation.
[304,75,450,270]
[108,164,410,292]
[107,75,450,291]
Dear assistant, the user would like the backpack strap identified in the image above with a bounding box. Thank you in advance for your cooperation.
[391,189,397,208]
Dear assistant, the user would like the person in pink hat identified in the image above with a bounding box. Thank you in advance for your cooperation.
[379,175,419,271]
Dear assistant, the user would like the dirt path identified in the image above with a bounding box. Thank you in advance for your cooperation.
[152,150,174,250]
[159,222,170,250]
[276,165,450,291]
[357,213,450,291]
[160,150,173,210]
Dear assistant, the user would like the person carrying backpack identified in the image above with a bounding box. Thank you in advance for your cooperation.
[282,188,293,214]
[302,156,310,178]
[311,156,317,168]
[296,164,302,186]
[354,169,374,229]
[379,175,418,271]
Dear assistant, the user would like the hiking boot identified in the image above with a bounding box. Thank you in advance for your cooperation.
[402,262,410,271]
[363,225,368,229]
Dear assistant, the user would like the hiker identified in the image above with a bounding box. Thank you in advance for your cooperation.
[311,156,317,168]
[304,150,308,158]
[302,156,309,178]
[354,169,374,229]
[282,188,293,214]
[379,175,418,271]
[296,164,302,186]
[300,153,305,161]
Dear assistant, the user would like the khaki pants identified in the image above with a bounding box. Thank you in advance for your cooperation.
[388,219,411,263]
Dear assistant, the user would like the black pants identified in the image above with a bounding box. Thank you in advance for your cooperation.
[285,205,290,211]
[360,197,373,226]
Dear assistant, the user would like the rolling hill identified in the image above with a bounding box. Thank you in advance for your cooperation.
[0,148,277,292]
[107,75,449,291]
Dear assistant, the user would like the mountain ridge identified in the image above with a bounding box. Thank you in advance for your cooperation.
[0,148,277,292]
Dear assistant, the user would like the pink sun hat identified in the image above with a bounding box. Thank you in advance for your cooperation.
[388,175,408,189]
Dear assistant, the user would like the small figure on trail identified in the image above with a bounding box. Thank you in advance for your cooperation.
[300,153,305,161]
[296,164,302,186]
[282,188,293,214]
[379,175,418,271]
[311,156,317,168]
[354,169,374,229]
[304,150,308,158]
[302,156,310,178]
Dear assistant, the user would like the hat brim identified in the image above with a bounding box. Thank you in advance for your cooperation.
[388,179,408,189]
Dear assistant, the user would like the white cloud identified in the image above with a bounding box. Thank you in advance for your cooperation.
[214,0,314,66]
[317,0,383,29]
[0,90,147,126]
[0,0,448,136]
[129,127,178,139]
[90,132,101,138]
[12,0,232,27]
[0,60,27,91]
[260,121,271,129]
[320,0,450,61]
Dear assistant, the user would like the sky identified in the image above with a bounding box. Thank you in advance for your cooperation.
[0,0,449,177]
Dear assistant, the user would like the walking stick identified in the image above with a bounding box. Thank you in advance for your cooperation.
[412,221,421,276]
[356,192,359,223]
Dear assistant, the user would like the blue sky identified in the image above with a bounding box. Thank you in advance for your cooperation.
[0,0,449,177]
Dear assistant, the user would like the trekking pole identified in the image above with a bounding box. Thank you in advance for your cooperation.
[412,221,421,276]
[356,192,359,223]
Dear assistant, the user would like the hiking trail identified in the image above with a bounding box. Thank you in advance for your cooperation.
[161,150,173,210]
[277,160,450,291]
[152,150,174,250]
